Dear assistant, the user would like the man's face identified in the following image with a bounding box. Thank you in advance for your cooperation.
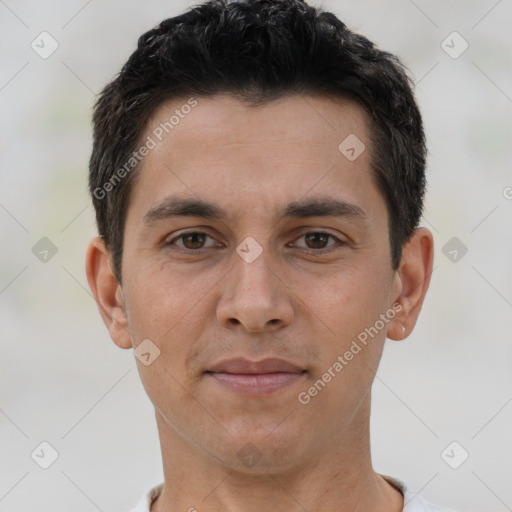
[118,94,401,471]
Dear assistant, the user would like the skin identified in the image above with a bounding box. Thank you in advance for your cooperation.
[86,94,433,512]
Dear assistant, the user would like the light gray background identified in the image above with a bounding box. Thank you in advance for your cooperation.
[1,0,511,510]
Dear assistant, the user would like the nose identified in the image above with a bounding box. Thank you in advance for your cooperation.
[216,243,294,333]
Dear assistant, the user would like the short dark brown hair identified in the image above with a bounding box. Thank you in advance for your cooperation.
[89,0,426,283]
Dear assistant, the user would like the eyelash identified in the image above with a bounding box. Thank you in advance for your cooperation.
[165,230,345,255]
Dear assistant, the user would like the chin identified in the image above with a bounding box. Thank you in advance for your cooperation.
[210,426,308,474]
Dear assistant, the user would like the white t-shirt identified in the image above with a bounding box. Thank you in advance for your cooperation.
[128,474,456,511]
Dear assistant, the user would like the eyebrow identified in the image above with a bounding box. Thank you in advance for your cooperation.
[142,196,368,225]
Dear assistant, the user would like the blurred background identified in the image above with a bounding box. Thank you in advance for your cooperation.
[1,0,511,510]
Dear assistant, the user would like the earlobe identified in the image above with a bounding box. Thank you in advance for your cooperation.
[85,236,133,349]
[387,228,434,341]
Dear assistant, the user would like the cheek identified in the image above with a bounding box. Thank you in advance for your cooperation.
[299,262,393,398]
[123,261,213,336]
[303,264,391,334]
[122,264,226,392]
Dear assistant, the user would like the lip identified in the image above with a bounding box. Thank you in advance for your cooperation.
[207,357,304,374]
[205,358,306,395]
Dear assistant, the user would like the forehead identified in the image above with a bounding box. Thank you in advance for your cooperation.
[127,93,383,225]
[148,93,370,156]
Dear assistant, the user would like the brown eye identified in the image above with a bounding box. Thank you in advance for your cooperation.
[304,232,331,249]
[181,232,207,249]
[166,231,218,251]
[292,231,340,252]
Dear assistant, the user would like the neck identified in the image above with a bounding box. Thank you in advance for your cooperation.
[151,393,403,512]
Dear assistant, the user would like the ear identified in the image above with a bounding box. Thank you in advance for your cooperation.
[85,236,133,349]
[387,227,434,341]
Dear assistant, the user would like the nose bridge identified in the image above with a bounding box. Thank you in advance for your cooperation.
[216,235,293,331]
[232,236,276,299]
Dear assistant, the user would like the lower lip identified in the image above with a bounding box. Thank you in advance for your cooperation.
[207,371,306,395]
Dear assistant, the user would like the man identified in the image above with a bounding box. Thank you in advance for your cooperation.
[85,1,454,510]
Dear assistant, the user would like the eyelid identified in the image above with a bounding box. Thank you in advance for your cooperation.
[288,230,345,252]
[165,229,221,249]
[165,229,346,253]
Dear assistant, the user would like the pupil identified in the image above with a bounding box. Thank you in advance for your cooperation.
[184,233,205,248]
[306,233,327,248]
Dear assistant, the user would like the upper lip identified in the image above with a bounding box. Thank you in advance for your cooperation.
[207,357,304,374]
